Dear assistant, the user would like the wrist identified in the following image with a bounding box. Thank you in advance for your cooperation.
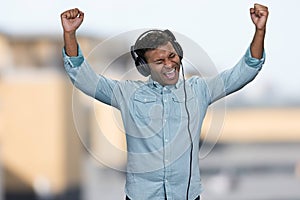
[255,27,266,33]
[63,31,76,38]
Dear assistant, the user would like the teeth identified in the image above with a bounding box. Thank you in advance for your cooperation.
[164,68,176,79]
[166,69,175,74]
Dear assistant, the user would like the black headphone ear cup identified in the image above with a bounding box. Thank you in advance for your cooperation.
[130,45,151,77]
[136,56,151,77]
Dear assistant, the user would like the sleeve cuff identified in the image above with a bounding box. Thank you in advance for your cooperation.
[244,46,266,68]
[62,45,84,68]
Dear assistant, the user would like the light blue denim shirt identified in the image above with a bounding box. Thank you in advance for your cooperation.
[63,46,265,200]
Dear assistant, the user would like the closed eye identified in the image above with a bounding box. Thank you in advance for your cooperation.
[154,59,163,65]
[169,53,176,58]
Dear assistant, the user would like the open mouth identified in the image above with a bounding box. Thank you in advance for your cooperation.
[164,68,176,79]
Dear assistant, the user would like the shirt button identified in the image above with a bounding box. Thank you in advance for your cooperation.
[165,139,168,142]
[165,179,168,182]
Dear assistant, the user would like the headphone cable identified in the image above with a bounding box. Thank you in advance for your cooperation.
[181,64,193,200]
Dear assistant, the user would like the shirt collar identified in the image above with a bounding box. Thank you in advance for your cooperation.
[146,77,182,90]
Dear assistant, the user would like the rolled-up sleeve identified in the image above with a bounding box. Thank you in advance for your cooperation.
[63,46,84,68]
[244,46,266,68]
[62,46,86,84]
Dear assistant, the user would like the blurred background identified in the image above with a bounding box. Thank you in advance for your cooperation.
[0,0,300,200]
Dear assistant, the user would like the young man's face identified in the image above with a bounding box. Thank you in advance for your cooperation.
[144,42,181,86]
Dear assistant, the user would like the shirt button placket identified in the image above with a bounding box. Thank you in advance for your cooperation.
[162,88,171,199]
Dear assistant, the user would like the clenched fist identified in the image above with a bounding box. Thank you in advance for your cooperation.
[250,4,269,31]
[61,8,84,33]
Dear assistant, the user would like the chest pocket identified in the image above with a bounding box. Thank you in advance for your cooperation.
[171,92,198,119]
[133,93,162,119]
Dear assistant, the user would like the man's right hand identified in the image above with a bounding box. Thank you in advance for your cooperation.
[61,8,84,34]
[61,8,84,56]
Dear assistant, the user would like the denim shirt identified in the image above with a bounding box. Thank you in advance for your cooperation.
[63,46,265,200]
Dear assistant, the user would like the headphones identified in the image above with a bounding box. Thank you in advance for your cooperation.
[130,29,183,77]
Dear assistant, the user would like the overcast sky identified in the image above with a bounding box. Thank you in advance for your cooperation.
[1,0,300,105]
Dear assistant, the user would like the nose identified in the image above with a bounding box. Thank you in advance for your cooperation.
[164,58,173,68]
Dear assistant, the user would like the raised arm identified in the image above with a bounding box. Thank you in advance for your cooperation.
[203,4,268,104]
[60,8,84,56]
[60,8,121,108]
[250,3,269,59]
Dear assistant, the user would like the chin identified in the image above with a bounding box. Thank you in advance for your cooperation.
[165,78,179,85]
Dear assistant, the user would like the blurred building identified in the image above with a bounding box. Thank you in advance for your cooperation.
[0,33,103,200]
[1,32,300,200]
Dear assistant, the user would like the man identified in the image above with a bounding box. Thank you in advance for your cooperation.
[61,3,268,200]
